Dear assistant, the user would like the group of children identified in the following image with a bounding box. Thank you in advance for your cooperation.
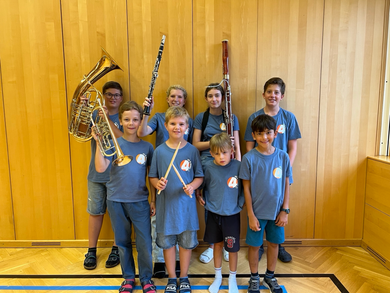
[84,77,301,293]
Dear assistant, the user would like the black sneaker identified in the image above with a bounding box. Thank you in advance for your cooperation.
[278,245,292,263]
[263,276,283,293]
[84,251,97,270]
[105,249,120,268]
[179,278,191,293]
[247,277,260,293]
[153,262,166,278]
[258,245,264,261]
[165,279,177,293]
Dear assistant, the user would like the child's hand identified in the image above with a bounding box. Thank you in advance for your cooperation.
[79,94,88,105]
[156,177,167,191]
[150,201,156,217]
[195,191,205,206]
[183,184,194,197]
[98,106,109,118]
[249,215,261,232]
[275,212,288,227]
[91,126,99,142]
[143,96,154,111]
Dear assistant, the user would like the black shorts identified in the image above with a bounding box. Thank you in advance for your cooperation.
[203,211,240,252]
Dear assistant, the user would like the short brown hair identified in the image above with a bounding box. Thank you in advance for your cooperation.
[119,101,143,120]
[165,106,190,124]
[210,132,232,153]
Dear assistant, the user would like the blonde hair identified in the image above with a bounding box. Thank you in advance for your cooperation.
[210,132,232,153]
[166,85,187,100]
[165,106,190,124]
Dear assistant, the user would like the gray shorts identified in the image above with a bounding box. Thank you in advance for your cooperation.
[156,230,198,250]
[87,181,108,215]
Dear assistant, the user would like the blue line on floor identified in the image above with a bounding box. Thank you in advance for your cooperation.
[0,285,287,291]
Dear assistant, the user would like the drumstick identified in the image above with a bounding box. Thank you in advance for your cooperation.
[172,164,192,198]
[157,141,181,195]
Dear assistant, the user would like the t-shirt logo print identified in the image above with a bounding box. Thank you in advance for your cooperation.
[114,122,120,129]
[276,124,286,134]
[180,159,192,171]
[220,123,226,131]
[227,176,238,188]
[184,127,189,135]
[136,154,147,165]
[273,167,283,179]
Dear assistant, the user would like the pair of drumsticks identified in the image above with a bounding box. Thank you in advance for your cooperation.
[157,142,192,198]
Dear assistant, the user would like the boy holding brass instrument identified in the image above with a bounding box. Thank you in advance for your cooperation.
[83,81,123,270]
[94,100,156,293]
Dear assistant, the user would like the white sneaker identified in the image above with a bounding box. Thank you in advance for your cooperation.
[199,247,214,263]
[223,247,229,262]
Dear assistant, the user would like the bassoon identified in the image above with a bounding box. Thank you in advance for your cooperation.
[222,39,235,159]
[143,35,166,115]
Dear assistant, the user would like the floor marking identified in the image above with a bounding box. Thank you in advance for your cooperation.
[0,273,347,292]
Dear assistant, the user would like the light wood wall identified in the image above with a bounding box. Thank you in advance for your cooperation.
[0,0,388,243]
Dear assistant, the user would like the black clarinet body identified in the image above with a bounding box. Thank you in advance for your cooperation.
[143,35,166,115]
[222,39,235,159]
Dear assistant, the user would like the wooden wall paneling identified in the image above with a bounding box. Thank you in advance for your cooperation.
[257,0,324,238]
[193,0,258,236]
[316,0,387,239]
[0,62,14,240]
[61,0,130,240]
[127,0,193,128]
[0,0,74,239]
[366,158,390,215]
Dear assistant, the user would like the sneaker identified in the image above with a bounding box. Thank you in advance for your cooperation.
[263,276,283,293]
[179,278,191,293]
[247,277,260,293]
[142,280,157,293]
[223,247,229,262]
[119,279,135,293]
[153,262,166,279]
[278,245,292,263]
[199,247,213,264]
[84,251,97,270]
[258,245,264,261]
[165,279,177,293]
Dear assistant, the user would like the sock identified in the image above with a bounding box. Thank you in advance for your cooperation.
[250,272,259,279]
[112,246,119,252]
[228,271,238,293]
[88,247,97,254]
[265,269,274,279]
[209,268,222,293]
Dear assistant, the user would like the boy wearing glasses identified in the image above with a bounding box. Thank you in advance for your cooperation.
[83,81,124,270]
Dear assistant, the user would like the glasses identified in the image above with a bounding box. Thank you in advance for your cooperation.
[104,93,122,99]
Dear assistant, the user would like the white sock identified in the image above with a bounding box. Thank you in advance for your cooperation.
[209,267,222,293]
[229,271,238,293]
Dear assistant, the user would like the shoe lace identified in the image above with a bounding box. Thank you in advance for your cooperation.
[249,278,259,291]
[266,277,281,289]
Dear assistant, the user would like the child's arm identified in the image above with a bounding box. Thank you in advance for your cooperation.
[275,177,290,227]
[137,96,154,137]
[147,166,156,216]
[233,130,241,161]
[92,127,110,172]
[287,139,298,166]
[246,141,255,152]
[192,129,210,151]
[243,179,260,231]
[183,177,203,197]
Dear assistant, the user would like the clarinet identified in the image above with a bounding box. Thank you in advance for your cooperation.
[222,39,235,159]
[143,35,166,115]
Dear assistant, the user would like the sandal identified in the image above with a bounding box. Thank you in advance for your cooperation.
[199,247,213,264]
[165,280,177,293]
[84,251,97,270]
[106,249,120,268]
[119,279,135,293]
[142,279,157,293]
[179,278,191,293]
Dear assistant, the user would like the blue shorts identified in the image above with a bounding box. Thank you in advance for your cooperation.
[156,231,198,250]
[246,218,285,247]
[87,181,108,215]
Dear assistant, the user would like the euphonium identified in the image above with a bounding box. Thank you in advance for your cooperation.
[68,49,131,166]
[68,48,121,141]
